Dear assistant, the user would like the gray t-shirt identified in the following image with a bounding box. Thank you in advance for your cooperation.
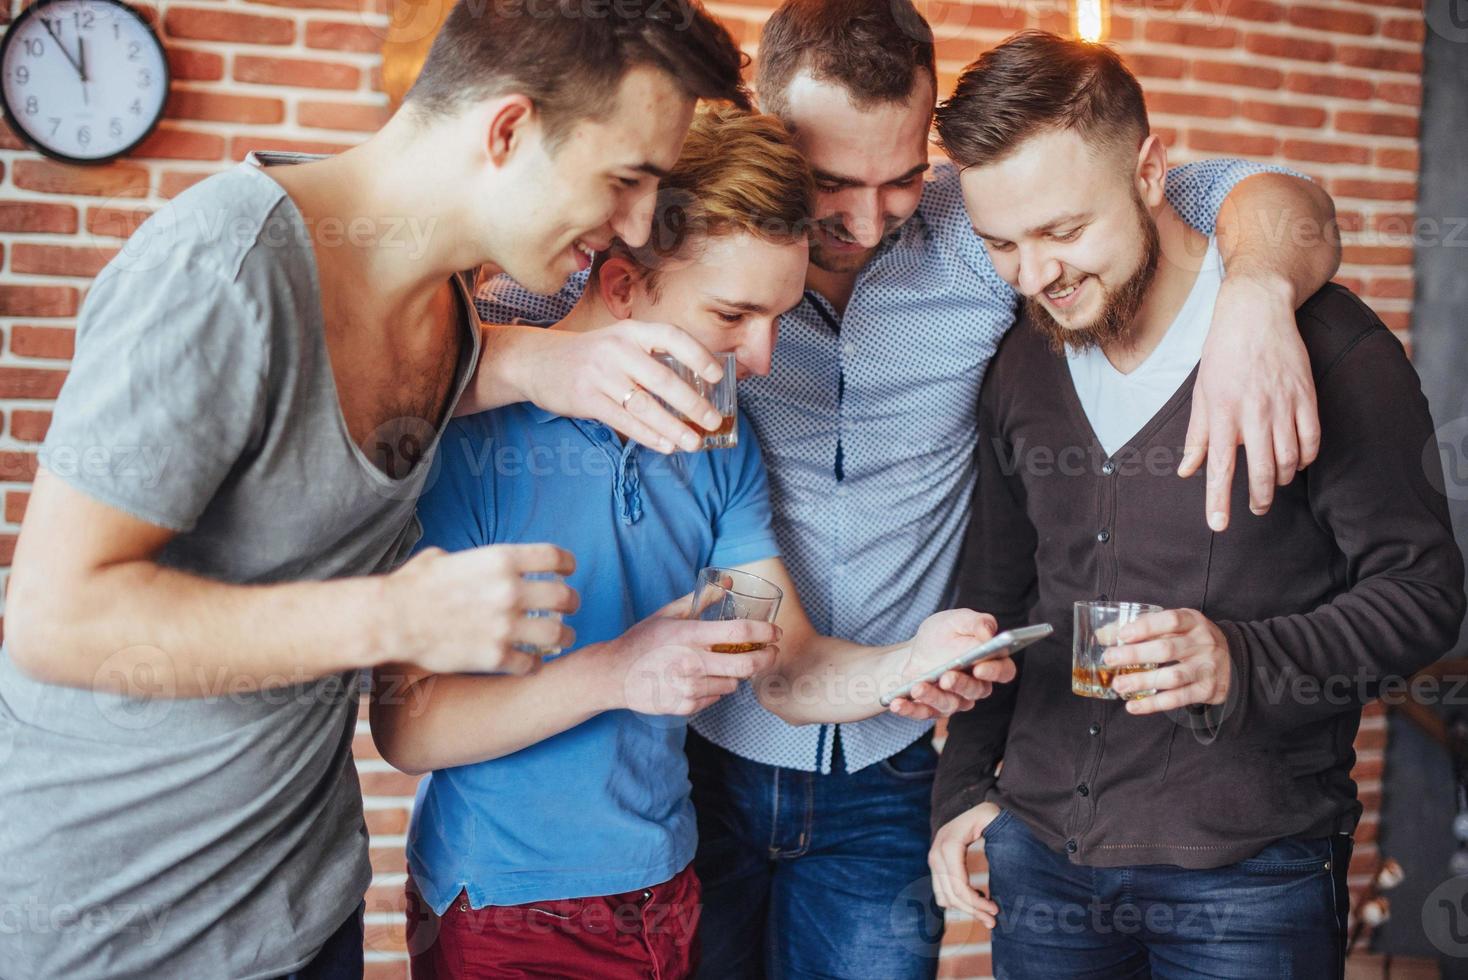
[0,153,480,979]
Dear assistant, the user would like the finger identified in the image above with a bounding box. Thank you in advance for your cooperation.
[1271,410,1300,487]
[655,592,696,620]
[1103,638,1179,669]
[686,694,727,714]
[627,320,723,383]
[938,671,990,702]
[1178,391,1209,478]
[700,647,779,679]
[487,647,541,677]
[1241,413,1277,516]
[1204,421,1237,533]
[518,578,579,615]
[1295,392,1322,470]
[598,390,698,454]
[1117,609,1189,644]
[887,697,939,720]
[1125,681,1211,715]
[687,619,782,649]
[487,543,576,576]
[509,615,573,651]
[908,681,967,716]
[937,834,987,917]
[1110,663,1187,698]
[623,353,723,433]
[688,676,741,700]
[970,655,1016,685]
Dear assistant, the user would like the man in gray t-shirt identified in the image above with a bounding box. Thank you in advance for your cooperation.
[0,4,749,976]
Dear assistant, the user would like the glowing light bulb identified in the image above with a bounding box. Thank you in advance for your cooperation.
[1073,0,1110,43]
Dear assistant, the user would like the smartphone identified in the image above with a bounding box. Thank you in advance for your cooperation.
[880,623,1054,706]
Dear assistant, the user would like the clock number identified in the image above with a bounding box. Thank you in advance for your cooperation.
[109,118,123,139]
[128,41,141,62]
[48,117,61,137]
[129,98,142,116]
[138,68,151,88]
[13,66,29,85]
[74,9,96,30]
[24,96,38,116]
[23,38,43,57]
[77,125,91,147]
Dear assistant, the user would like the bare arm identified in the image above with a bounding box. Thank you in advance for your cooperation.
[5,469,576,695]
[738,558,1008,725]
[1185,171,1342,531]
[371,603,779,774]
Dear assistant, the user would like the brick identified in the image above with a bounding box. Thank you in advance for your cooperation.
[363,920,406,955]
[364,807,409,836]
[11,244,117,279]
[166,47,225,81]
[1281,139,1370,165]
[1379,310,1410,332]
[1365,277,1415,300]
[163,7,295,45]
[1143,20,1239,49]
[0,534,16,565]
[9,326,75,360]
[1332,178,1417,202]
[1376,147,1419,172]
[86,206,154,239]
[5,491,29,524]
[0,367,67,400]
[229,136,353,162]
[1241,101,1327,129]
[1336,111,1419,139]
[167,90,285,126]
[9,410,51,442]
[305,20,382,53]
[132,126,227,161]
[1244,33,1333,63]
[928,1,1026,34]
[1337,45,1421,75]
[1192,60,1282,90]
[13,160,149,198]
[1120,52,1187,80]
[363,963,408,980]
[247,0,363,9]
[234,55,361,90]
[1286,5,1377,36]
[1223,0,1285,22]
[359,770,423,797]
[1145,91,1236,120]
[159,170,219,198]
[0,286,79,318]
[0,119,25,150]
[1284,71,1372,101]
[1370,211,1418,237]
[369,845,407,875]
[1342,245,1414,266]
[0,202,79,234]
[1375,81,1423,108]
[1382,17,1425,44]
[937,951,993,979]
[365,884,408,918]
[1187,130,1277,156]
[297,100,390,133]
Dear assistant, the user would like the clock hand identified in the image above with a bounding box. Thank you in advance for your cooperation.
[77,37,89,105]
[39,17,84,79]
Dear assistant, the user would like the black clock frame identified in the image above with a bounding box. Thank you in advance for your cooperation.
[0,0,170,166]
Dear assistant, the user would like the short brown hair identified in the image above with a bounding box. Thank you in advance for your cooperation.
[935,30,1149,168]
[595,104,814,296]
[756,0,935,119]
[407,0,749,142]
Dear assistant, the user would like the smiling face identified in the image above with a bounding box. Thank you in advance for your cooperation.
[601,231,809,379]
[958,126,1165,352]
[492,66,696,294]
[778,70,933,274]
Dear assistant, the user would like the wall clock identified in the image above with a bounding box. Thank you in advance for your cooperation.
[0,0,169,165]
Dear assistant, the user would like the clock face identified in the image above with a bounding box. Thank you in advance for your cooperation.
[1,0,169,164]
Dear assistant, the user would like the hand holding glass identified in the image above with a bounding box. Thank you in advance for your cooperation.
[691,566,782,652]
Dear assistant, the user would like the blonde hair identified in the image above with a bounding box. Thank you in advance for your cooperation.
[596,103,814,296]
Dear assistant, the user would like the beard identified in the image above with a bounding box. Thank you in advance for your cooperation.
[1025,200,1161,356]
[809,215,906,273]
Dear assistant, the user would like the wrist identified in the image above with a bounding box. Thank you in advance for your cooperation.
[1222,263,1296,306]
[475,324,549,412]
[576,639,629,713]
[357,572,403,671]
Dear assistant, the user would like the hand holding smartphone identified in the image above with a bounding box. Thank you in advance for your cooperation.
[880,623,1053,707]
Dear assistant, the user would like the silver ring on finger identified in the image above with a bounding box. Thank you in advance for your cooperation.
[620,386,641,409]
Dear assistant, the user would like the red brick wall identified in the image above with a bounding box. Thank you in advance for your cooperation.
[0,1,1421,977]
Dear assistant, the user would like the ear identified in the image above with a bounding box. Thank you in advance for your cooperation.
[596,254,643,320]
[486,94,537,168]
[1133,134,1168,210]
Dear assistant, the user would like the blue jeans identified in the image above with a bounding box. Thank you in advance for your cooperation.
[277,903,364,980]
[686,729,941,980]
[982,810,1352,979]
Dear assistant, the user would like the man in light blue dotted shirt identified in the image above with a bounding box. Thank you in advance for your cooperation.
[479,3,1343,974]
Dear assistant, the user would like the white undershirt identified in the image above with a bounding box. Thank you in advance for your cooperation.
[1067,236,1223,457]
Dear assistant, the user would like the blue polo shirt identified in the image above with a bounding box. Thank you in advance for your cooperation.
[407,402,780,912]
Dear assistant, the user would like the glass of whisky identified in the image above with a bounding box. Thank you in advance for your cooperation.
[692,566,783,652]
[1072,600,1162,700]
[515,571,566,659]
[653,352,738,450]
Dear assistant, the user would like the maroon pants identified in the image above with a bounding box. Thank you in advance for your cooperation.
[406,865,702,979]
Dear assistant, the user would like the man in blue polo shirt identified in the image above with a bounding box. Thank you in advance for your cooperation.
[370,107,1007,980]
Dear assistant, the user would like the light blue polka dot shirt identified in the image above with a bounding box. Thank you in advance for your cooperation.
[479,158,1291,774]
